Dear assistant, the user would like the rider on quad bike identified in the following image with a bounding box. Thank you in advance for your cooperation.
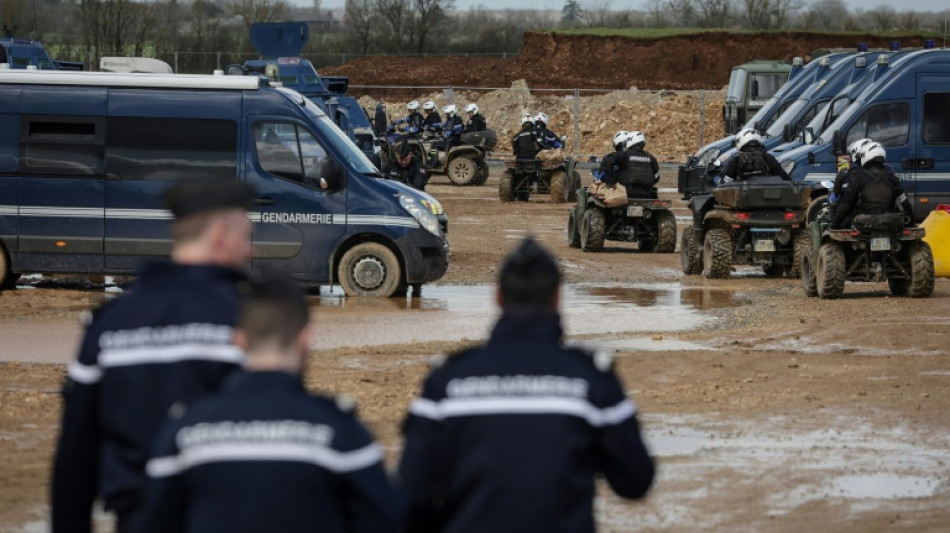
[681,128,809,278]
[803,141,933,299]
[500,116,579,204]
[568,131,677,253]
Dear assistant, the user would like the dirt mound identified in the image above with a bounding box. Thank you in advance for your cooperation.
[325,30,930,90]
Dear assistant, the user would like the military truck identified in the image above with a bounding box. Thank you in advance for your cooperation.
[723,60,794,135]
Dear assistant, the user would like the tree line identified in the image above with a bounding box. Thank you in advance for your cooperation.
[0,0,943,73]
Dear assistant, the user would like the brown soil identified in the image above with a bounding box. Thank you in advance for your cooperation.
[325,31,931,90]
[2,168,949,531]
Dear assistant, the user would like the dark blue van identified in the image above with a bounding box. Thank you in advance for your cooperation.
[0,37,56,69]
[777,49,950,221]
[0,69,448,296]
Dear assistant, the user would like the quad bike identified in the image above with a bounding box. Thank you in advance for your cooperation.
[384,127,494,186]
[499,157,581,204]
[801,213,934,299]
[681,175,812,279]
[568,186,677,253]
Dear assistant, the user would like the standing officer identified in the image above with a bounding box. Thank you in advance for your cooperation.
[621,130,661,198]
[51,180,255,533]
[722,128,789,182]
[137,270,404,533]
[399,237,655,533]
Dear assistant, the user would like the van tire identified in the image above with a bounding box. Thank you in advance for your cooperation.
[447,156,478,185]
[0,244,17,291]
[338,243,402,298]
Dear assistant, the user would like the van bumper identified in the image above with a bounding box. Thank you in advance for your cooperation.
[395,229,449,284]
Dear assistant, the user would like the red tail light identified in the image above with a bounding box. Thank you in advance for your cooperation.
[736,212,750,220]
[783,212,797,220]
[902,229,913,235]
[849,230,860,236]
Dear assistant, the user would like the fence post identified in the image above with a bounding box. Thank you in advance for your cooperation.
[174,52,179,74]
[698,90,706,151]
[216,52,221,70]
[342,53,346,65]
[573,88,580,158]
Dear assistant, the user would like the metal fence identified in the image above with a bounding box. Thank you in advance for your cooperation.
[348,85,726,162]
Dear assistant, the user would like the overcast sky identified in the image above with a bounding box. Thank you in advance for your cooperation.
[311,0,950,12]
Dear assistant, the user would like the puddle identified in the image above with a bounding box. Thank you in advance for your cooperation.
[305,283,740,350]
[830,474,939,499]
[592,336,713,352]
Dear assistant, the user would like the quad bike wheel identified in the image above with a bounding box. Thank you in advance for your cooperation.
[472,159,490,186]
[680,225,702,275]
[447,156,478,185]
[655,211,677,253]
[569,171,581,202]
[816,242,846,299]
[498,170,515,202]
[801,252,818,297]
[790,231,810,278]
[806,194,832,224]
[338,243,402,298]
[888,241,935,298]
[580,208,606,252]
[567,206,581,248]
[702,227,733,279]
[549,170,568,203]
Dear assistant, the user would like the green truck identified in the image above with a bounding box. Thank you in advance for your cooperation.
[722,59,796,135]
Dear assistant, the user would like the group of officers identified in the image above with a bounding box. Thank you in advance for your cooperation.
[711,127,911,227]
[511,112,567,160]
[397,99,487,152]
[50,179,655,533]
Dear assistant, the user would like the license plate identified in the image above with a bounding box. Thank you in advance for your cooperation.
[754,239,775,252]
[626,206,643,217]
[870,237,891,251]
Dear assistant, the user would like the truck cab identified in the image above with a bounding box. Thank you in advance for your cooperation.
[0,37,56,69]
[229,22,377,158]
[723,60,793,135]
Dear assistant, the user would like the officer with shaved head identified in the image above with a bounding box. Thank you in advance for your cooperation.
[399,237,655,532]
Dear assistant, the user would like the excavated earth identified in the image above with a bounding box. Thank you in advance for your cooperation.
[1,167,949,532]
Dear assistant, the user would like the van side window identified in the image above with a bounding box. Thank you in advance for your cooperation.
[846,103,910,148]
[923,93,950,144]
[254,122,340,190]
[106,118,237,181]
[18,116,105,175]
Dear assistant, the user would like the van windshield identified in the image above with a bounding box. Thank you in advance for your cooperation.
[312,115,377,174]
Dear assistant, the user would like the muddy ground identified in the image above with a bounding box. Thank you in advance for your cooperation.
[1,166,949,532]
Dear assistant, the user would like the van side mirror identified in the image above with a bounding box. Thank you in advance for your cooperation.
[802,127,814,144]
[783,124,794,142]
[312,158,344,191]
[831,130,846,156]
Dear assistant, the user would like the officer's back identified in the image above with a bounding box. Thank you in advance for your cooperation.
[138,271,404,533]
[512,120,540,160]
[399,238,654,533]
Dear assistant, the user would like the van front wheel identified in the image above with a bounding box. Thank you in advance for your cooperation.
[338,243,402,298]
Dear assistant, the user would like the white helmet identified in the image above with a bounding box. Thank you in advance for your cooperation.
[848,138,872,165]
[612,130,629,150]
[520,113,534,124]
[626,130,646,149]
[735,127,763,150]
[443,104,457,116]
[535,112,549,126]
[407,100,420,111]
[861,141,886,163]
[422,100,436,111]
[464,103,479,115]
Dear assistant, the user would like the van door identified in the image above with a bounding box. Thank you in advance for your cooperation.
[915,74,950,218]
[248,119,346,280]
[16,113,106,273]
[104,90,241,272]
[843,100,914,204]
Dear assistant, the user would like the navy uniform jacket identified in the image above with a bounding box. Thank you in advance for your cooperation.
[137,371,404,533]
[51,262,246,532]
[464,113,486,133]
[399,312,655,533]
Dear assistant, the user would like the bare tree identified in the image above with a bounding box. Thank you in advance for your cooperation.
[226,0,291,29]
[645,0,669,27]
[800,0,849,31]
[374,0,412,53]
[580,0,613,28]
[344,0,376,54]
[664,0,696,26]
[693,0,732,27]
[742,0,801,30]
[868,6,896,31]
[412,0,453,53]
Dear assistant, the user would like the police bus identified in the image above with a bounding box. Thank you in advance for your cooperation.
[0,69,448,296]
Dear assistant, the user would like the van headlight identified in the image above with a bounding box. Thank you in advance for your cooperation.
[781,160,795,174]
[399,194,442,237]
